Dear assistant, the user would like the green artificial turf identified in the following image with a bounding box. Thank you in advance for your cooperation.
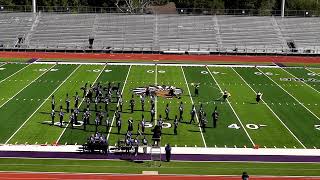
[59,65,130,145]
[0,63,320,148]
[183,66,251,148]
[0,64,27,82]
[0,64,76,143]
[9,65,105,144]
[235,67,320,148]
[156,66,204,147]
[209,67,302,148]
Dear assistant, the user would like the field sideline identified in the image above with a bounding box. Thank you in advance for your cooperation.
[0,61,319,149]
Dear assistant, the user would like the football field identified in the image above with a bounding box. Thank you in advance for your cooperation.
[1,62,320,149]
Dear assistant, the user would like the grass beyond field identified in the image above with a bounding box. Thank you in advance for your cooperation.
[0,158,320,176]
[0,62,319,148]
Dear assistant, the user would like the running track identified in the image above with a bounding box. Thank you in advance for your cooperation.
[0,173,319,180]
[1,52,320,63]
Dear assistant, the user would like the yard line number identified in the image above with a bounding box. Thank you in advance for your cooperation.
[147,70,165,73]
[201,71,225,75]
[228,123,267,130]
[87,69,112,73]
[36,68,59,72]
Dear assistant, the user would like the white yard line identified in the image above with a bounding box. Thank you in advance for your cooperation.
[5,65,82,144]
[280,67,320,94]
[181,66,207,148]
[56,65,107,143]
[231,67,306,149]
[206,66,255,146]
[0,63,32,84]
[106,65,132,140]
[257,68,320,121]
[34,61,283,68]
[0,64,55,110]
[155,64,158,123]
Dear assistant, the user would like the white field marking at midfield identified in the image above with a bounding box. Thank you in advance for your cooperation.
[0,64,56,110]
[231,67,306,149]
[5,65,82,144]
[0,63,32,84]
[34,61,288,68]
[57,65,107,143]
[280,67,320,94]
[106,65,132,140]
[257,68,320,121]
[206,66,255,146]
[155,64,158,123]
[181,66,207,148]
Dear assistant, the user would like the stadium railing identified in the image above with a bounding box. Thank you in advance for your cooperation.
[1,5,320,17]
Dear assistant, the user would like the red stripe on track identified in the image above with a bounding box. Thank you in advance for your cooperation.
[0,173,319,180]
[1,52,320,63]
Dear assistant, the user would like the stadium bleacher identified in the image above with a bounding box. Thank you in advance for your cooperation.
[0,12,319,54]
[0,13,35,48]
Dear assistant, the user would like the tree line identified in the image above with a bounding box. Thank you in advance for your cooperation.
[0,0,319,11]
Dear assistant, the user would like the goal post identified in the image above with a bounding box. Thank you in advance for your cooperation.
[32,0,36,13]
[281,0,285,18]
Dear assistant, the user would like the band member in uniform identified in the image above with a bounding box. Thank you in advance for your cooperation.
[104,96,109,112]
[142,136,148,154]
[81,83,87,98]
[190,105,196,124]
[179,102,184,121]
[150,95,155,109]
[198,103,204,121]
[51,95,55,111]
[158,115,163,129]
[256,91,263,103]
[74,92,79,108]
[119,95,123,112]
[141,94,145,111]
[201,113,208,132]
[212,106,219,128]
[105,114,111,133]
[146,87,150,96]
[128,117,134,132]
[85,108,91,124]
[86,97,90,109]
[70,109,75,129]
[59,109,64,127]
[74,107,79,125]
[222,90,230,101]
[65,94,70,113]
[150,107,155,122]
[165,104,170,120]
[174,115,178,135]
[169,87,174,97]
[141,114,146,134]
[51,109,55,125]
[194,84,199,97]
[98,109,104,125]
[95,114,100,133]
[130,94,135,113]
[116,117,122,134]
[83,111,87,131]
[94,97,98,112]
